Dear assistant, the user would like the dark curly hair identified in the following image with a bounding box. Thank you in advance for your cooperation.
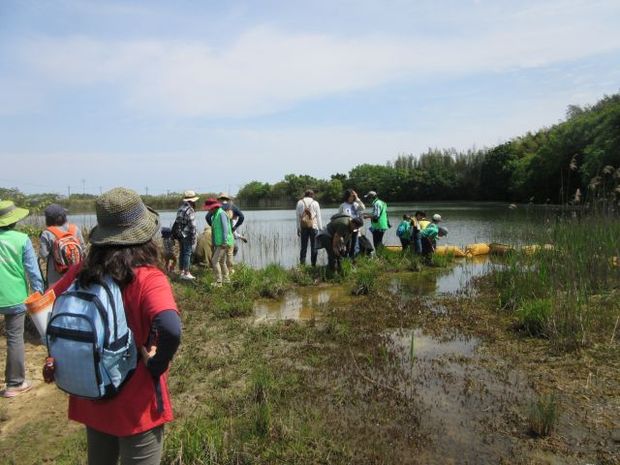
[77,239,162,289]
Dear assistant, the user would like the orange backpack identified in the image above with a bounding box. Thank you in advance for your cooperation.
[47,225,83,274]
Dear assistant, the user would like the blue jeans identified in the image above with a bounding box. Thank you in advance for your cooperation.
[299,228,317,266]
[179,237,193,272]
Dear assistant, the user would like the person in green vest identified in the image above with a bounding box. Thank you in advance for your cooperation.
[420,214,442,260]
[204,198,234,287]
[0,200,44,398]
[363,191,389,249]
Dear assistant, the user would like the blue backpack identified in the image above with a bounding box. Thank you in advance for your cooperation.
[46,277,137,399]
[396,221,411,239]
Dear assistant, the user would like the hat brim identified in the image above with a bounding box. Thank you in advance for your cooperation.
[203,202,222,211]
[184,196,199,203]
[0,207,29,227]
[89,207,160,246]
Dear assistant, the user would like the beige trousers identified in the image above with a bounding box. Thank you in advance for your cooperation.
[212,246,229,283]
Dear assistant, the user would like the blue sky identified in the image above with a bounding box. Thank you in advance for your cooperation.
[1,0,619,195]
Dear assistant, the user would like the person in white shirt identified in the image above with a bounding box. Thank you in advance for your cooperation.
[296,190,322,266]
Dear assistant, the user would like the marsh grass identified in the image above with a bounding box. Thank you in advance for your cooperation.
[527,393,560,437]
[491,214,620,351]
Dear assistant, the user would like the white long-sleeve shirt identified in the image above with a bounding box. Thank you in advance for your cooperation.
[296,197,322,231]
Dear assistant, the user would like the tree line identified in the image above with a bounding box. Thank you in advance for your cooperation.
[237,93,620,208]
[2,93,619,212]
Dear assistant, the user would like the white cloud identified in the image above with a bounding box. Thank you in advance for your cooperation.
[13,0,620,118]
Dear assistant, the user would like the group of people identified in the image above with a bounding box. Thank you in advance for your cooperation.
[0,188,181,464]
[397,211,444,256]
[296,189,445,271]
[163,190,245,287]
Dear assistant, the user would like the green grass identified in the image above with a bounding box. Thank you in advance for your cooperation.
[491,214,620,351]
[527,393,560,437]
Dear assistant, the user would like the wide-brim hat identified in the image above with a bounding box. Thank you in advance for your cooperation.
[89,187,160,246]
[217,192,231,201]
[0,200,29,227]
[203,198,222,211]
[183,190,199,203]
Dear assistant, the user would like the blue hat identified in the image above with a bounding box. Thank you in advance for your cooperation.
[44,204,68,219]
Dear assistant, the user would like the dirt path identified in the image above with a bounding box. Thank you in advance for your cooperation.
[0,328,79,459]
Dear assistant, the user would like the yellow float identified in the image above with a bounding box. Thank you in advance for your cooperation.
[465,243,490,256]
[435,245,466,257]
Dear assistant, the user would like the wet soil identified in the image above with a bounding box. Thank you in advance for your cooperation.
[1,257,618,464]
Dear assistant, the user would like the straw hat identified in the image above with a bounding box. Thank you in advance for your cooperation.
[89,187,160,246]
[183,190,199,202]
[217,192,231,201]
[0,200,29,227]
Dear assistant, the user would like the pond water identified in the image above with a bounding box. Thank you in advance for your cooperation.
[36,201,549,269]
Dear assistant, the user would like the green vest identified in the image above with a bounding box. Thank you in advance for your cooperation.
[371,199,389,231]
[212,208,234,247]
[0,230,29,307]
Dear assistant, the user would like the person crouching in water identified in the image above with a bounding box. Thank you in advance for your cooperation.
[204,198,234,287]
[420,214,442,261]
[318,215,364,272]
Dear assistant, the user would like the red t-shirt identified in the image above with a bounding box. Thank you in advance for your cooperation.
[52,265,178,436]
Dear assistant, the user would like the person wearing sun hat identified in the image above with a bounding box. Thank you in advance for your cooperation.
[204,197,233,286]
[175,190,199,280]
[51,187,182,464]
[420,213,443,259]
[0,200,44,398]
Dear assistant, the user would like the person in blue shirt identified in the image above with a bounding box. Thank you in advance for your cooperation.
[0,200,44,398]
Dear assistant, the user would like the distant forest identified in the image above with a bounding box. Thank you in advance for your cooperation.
[237,93,620,208]
[2,93,619,212]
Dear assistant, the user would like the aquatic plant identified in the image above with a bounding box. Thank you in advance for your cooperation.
[490,214,620,351]
[527,393,560,437]
[515,298,552,337]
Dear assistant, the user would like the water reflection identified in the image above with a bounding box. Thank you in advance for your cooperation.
[253,286,351,322]
[390,255,497,298]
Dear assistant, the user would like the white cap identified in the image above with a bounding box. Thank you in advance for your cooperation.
[432,214,442,222]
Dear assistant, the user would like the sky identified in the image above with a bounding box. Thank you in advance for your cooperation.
[1,0,619,196]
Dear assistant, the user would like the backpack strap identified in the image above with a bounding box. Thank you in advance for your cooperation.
[47,225,65,239]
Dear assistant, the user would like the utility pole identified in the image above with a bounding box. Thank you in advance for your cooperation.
[67,185,71,198]
[82,179,85,195]
[145,186,149,196]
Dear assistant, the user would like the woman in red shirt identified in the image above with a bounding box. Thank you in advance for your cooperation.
[53,187,182,465]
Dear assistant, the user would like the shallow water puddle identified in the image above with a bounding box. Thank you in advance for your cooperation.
[253,285,352,322]
[390,255,496,299]
[388,328,478,359]
[379,328,531,464]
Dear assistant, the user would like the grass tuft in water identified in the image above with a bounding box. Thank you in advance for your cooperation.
[527,393,560,437]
